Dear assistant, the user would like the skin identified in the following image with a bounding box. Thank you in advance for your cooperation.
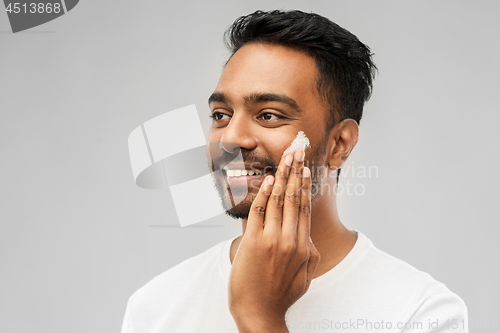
[207,42,359,332]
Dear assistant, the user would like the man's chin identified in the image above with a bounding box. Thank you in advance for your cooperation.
[224,207,250,220]
[222,195,252,219]
[214,178,257,220]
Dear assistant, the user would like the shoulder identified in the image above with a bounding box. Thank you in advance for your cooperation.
[357,232,468,323]
[127,237,232,308]
[121,237,236,332]
[361,235,453,296]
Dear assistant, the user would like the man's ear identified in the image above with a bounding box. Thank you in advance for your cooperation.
[327,119,359,172]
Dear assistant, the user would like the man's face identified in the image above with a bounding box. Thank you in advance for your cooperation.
[208,42,330,219]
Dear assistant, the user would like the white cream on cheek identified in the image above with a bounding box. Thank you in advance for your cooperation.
[283,131,311,155]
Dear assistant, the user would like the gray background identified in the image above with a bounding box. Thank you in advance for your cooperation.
[1,1,498,332]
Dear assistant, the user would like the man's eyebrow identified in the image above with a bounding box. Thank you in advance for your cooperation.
[208,91,302,114]
[244,93,301,114]
[208,92,229,106]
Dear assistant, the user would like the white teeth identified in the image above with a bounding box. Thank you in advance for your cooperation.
[225,169,263,177]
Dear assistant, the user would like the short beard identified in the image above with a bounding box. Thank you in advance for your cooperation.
[214,177,257,220]
[223,193,255,220]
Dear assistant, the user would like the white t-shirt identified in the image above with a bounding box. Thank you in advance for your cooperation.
[121,230,468,332]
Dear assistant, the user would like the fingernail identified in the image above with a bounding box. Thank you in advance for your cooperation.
[303,167,310,178]
[266,175,275,185]
[294,149,305,162]
[284,154,293,166]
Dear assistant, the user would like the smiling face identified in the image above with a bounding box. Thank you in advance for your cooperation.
[208,42,331,219]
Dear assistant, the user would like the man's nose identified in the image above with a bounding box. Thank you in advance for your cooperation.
[220,114,257,154]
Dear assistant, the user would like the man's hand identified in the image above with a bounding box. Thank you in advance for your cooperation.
[228,149,321,333]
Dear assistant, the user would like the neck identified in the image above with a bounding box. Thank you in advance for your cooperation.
[229,191,357,279]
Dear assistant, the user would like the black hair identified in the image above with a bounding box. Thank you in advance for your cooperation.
[224,9,377,182]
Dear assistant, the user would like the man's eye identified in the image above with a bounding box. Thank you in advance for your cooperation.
[210,112,230,121]
[259,112,282,121]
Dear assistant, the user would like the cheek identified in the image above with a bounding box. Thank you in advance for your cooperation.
[267,130,322,165]
[207,133,221,162]
[207,130,219,143]
[262,135,294,161]
[207,128,224,145]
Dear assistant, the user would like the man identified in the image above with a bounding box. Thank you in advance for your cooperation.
[121,10,468,332]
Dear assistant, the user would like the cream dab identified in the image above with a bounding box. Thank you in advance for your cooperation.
[283,131,311,155]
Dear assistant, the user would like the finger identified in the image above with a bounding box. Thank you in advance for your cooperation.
[289,237,311,291]
[297,166,312,249]
[263,152,293,236]
[304,237,321,293]
[246,175,275,235]
[282,148,305,240]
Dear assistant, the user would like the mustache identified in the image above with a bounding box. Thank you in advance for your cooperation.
[211,148,277,173]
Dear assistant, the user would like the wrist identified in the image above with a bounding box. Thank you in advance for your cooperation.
[233,313,289,333]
